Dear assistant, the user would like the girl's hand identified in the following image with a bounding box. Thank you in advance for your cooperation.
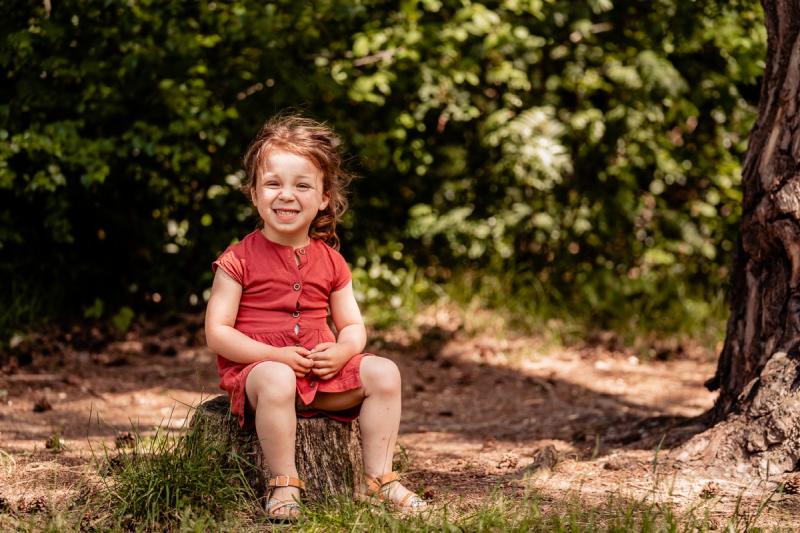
[274,345,314,378]
[308,342,352,380]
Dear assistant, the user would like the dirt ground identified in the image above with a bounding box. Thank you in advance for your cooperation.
[1,311,799,528]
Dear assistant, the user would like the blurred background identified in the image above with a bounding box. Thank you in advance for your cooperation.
[1,0,766,346]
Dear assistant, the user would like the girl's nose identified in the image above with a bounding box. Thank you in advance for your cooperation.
[278,186,294,200]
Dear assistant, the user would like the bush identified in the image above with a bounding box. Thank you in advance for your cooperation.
[1,1,766,339]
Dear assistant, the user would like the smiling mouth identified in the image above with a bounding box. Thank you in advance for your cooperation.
[273,208,300,220]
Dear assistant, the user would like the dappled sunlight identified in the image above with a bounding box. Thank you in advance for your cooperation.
[0,320,792,528]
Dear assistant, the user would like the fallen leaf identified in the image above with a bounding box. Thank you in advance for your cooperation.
[33,397,52,413]
[497,452,519,469]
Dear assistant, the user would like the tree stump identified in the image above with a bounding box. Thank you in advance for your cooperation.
[191,395,363,501]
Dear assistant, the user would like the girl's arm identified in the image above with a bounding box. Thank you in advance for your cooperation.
[205,269,313,375]
[309,281,366,379]
[330,281,367,354]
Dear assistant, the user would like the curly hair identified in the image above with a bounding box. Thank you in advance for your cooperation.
[242,114,353,250]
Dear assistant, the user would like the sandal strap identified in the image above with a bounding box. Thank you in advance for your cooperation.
[398,491,421,508]
[268,475,305,490]
[361,472,428,512]
[364,471,400,496]
[266,497,301,518]
[266,498,300,511]
[377,471,400,485]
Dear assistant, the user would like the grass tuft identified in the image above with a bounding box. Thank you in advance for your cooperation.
[97,410,257,530]
[284,491,725,532]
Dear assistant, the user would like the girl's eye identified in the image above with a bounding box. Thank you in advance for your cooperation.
[297,183,311,190]
[265,181,280,188]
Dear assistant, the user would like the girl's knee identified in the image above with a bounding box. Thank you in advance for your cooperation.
[361,356,401,396]
[247,361,296,403]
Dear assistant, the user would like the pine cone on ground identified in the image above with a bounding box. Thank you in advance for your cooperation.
[782,473,800,495]
[114,431,136,449]
[699,482,720,499]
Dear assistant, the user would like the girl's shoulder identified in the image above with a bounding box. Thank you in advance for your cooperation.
[310,239,351,290]
[311,238,348,264]
[211,231,264,282]
[223,230,269,257]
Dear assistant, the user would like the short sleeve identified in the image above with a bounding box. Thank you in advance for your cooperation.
[331,251,352,292]
[212,248,245,285]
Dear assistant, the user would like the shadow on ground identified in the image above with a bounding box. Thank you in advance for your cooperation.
[1,320,710,460]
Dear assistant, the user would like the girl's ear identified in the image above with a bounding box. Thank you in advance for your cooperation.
[319,192,330,211]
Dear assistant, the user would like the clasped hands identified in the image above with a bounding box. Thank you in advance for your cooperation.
[278,342,351,380]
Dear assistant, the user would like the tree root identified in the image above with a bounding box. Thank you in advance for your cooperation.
[673,352,800,479]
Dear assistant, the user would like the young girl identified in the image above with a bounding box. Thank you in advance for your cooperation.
[204,115,427,520]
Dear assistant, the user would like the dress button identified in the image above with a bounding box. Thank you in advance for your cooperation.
[310,382,316,387]
[292,311,300,318]
[293,282,301,291]
[297,248,306,255]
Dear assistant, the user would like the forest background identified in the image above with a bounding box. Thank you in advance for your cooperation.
[1,0,767,345]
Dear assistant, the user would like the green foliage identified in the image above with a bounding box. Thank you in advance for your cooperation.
[338,0,762,331]
[110,306,135,332]
[0,0,766,338]
[82,299,104,320]
[438,269,728,348]
[100,417,256,530]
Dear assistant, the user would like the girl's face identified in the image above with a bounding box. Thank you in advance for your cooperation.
[251,150,330,247]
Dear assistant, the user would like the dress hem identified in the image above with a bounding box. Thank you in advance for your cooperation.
[224,353,369,429]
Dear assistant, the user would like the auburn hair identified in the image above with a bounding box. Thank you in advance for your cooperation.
[242,114,353,249]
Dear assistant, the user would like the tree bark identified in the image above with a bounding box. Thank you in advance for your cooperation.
[687,0,800,476]
[191,395,364,501]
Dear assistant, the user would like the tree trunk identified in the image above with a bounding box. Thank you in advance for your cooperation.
[191,395,364,500]
[684,0,800,477]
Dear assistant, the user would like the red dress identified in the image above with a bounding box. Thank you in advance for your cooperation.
[212,230,366,428]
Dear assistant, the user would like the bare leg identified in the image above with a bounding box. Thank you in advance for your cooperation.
[357,356,402,476]
[245,361,299,518]
[311,355,423,507]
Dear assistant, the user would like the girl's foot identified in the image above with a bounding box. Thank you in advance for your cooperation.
[380,480,428,512]
[360,472,428,513]
[265,475,304,521]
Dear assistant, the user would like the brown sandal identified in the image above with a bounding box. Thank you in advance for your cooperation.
[359,471,428,513]
[265,475,305,521]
